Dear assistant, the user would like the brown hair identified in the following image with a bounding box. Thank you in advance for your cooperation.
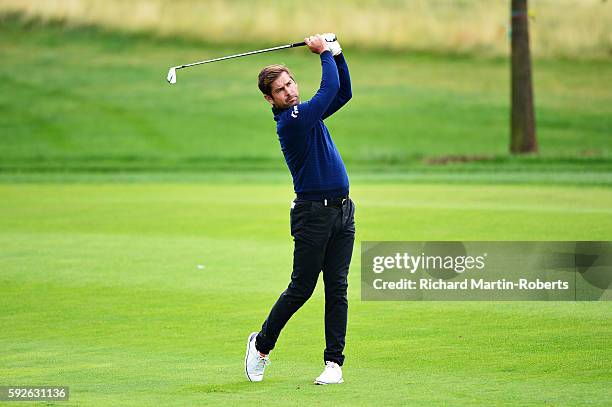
[258,64,294,96]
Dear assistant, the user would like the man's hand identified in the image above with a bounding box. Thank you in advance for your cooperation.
[322,33,342,56]
[305,34,330,55]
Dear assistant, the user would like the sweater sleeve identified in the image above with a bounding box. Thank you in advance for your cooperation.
[321,53,352,120]
[284,51,340,131]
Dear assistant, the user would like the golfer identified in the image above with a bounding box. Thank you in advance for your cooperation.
[245,33,355,385]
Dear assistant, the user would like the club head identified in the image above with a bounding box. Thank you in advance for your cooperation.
[167,67,177,84]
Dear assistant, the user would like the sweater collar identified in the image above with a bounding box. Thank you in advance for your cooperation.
[272,105,290,121]
[272,105,289,115]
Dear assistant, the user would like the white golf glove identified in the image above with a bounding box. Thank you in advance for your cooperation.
[322,32,342,56]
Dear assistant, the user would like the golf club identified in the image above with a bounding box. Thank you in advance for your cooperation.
[166,36,336,84]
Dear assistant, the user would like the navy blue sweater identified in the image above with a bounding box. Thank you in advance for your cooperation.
[272,51,352,200]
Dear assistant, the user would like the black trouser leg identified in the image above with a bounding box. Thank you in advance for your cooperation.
[322,199,355,366]
[256,199,328,354]
[255,237,324,354]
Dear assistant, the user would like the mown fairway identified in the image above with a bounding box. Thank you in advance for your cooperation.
[1,183,611,406]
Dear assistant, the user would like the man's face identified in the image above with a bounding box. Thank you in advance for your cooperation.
[265,71,300,109]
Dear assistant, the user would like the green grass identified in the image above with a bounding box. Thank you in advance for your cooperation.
[1,183,611,406]
[1,14,611,406]
[1,15,611,179]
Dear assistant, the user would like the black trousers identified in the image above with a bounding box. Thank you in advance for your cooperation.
[255,197,355,366]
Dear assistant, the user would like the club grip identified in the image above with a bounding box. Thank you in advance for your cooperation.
[291,35,337,48]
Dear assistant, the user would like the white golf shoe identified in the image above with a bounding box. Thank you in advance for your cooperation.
[244,332,270,382]
[314,361,344,385]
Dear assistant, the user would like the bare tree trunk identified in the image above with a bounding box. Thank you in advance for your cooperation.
[510,0,537,153]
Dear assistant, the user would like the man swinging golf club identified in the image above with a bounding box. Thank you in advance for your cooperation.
[245,33,355,385]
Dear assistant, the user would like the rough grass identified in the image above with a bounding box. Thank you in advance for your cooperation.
[0,0,611,58]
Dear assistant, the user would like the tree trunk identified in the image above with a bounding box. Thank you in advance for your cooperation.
[510,0,537,153]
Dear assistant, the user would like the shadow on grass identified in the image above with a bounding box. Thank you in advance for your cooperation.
[184,381,263,394]
[183,378,323,394]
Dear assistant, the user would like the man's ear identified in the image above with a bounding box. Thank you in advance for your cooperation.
[264,94,274,106]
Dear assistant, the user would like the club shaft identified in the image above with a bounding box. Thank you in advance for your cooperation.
[176,42,306,70]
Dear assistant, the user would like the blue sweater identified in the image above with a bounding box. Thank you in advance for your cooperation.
[272,51,352,200]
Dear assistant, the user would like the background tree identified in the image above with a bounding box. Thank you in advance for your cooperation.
[510,0,538,153]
